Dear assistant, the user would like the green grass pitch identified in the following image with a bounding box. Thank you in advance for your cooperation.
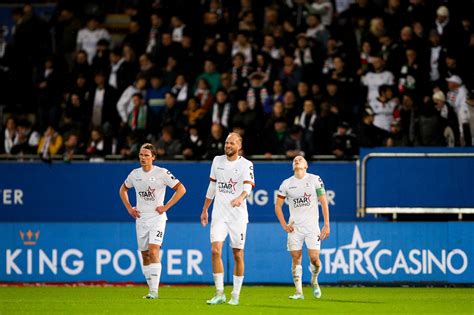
[0,285,473,314]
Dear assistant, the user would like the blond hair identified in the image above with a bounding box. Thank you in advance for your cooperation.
[140,143,156,156]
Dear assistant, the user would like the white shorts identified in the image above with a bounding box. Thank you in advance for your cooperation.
[136,220,166,251]
[287,225,320,251]
[210,221,247,249]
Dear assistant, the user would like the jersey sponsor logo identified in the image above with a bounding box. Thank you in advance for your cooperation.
[218,178,237,194]
[293,192,312,208]
[138,186,156,201]
[166,171,176,180]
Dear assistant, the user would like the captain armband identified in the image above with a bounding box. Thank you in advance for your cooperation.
[316,187,326,197]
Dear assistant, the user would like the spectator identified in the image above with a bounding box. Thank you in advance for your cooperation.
[155,126,182,160]
[369,85,398,132]
[76,17,111,64]
[171,74,189,107]
[10,119,40,155]
[211,89,232,131]
[195,60,221,95]
[359,107,388,148]
[85,127,110,160]
[362,55,395,103]
[284,125,307,159]
[433,91,459,146]
[61,132,82,162]
[203,123,225,159]
[446,75,470,145]
[127,93,148,134]
[116,75,147,127]
[331,121,358,159]
[194,78,214,111]
[2,117,19,154]
[181,125,205,160]
[108,47,137,94]
[37,125,63,160]
[88,71,119,133]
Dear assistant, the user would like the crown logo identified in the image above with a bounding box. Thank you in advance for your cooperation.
[19,230,40,246]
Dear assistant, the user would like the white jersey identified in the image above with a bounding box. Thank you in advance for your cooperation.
[369,98,398,131]
[124,165,180,223]
[210,155,255,223]
[362,71,394,103]
[277,173,325,228]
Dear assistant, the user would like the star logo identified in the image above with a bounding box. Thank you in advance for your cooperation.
[340,226,381,279]
[228,178,237,192]
[304,192,312,202]
[147,186,156,198]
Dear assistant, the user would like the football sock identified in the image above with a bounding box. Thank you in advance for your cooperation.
[213,273,224,295]
[310,263,321,286]
[231,275,244,296]
[143,264,151,290]
[292,265,303,294]
[149,263,162,293]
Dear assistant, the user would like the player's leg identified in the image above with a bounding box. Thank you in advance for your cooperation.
[308,249,322,298]
[289,250,304,299]
[207,222,227,304]
[145,221,166,299]
[227,222,247,305]
[137,222,154,298]
[305,227,322,298]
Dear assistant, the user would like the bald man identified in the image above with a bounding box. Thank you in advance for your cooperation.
[200,133,255,306]
[275,156,330,300]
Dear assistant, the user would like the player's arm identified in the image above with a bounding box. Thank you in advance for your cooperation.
[275,195,294,233]
[119,183,140,219]
[201,178,216,227]
[318,189,330,240]
[156,182,186,214]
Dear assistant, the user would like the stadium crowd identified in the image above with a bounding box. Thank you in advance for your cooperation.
[1,0,473,161]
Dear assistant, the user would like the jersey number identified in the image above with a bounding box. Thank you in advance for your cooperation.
[240,233,244,241]
[156,231,163,238]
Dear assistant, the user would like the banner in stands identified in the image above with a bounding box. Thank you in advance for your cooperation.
[1,222,471,284]
[0,161,357,222]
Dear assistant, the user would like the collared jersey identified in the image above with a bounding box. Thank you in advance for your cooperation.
[124,165,180,223]
[210,155,255,223]
[277,173,325,227]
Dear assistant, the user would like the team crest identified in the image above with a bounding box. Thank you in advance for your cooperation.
[149,176,156,182]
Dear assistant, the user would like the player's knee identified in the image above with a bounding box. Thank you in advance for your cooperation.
[310,256,320,266]
[233,250,244,262]
[211,246,222,257]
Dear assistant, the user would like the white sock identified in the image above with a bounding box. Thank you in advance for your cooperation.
[213,273,224,295]
[143,264,151,291]
[292,265,303,294]
[231,275,244,297]
[310,263,321,287]
[149,263,162,293]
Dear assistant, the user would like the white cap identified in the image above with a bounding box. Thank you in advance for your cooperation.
[446,75,462,85]
[432,91,446,102]
[437,6,449,17]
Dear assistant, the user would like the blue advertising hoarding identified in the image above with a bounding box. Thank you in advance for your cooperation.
[0,161,357,222]
[1,222,472,284]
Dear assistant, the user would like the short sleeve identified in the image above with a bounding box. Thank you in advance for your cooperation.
[162,168,180,189]
[124,172,134,189]
[243,161,255,187]
[277,181,287,199]
[209,157,217,182]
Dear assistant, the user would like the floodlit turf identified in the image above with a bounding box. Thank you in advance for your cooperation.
[0,286,473,314]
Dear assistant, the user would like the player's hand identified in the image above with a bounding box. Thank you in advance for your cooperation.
[282,222,294,233]
[231,197,243,207]
[200,210,208,227]
[156,205,169,214]
[320,224,330,240]
[128,207,140,219]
